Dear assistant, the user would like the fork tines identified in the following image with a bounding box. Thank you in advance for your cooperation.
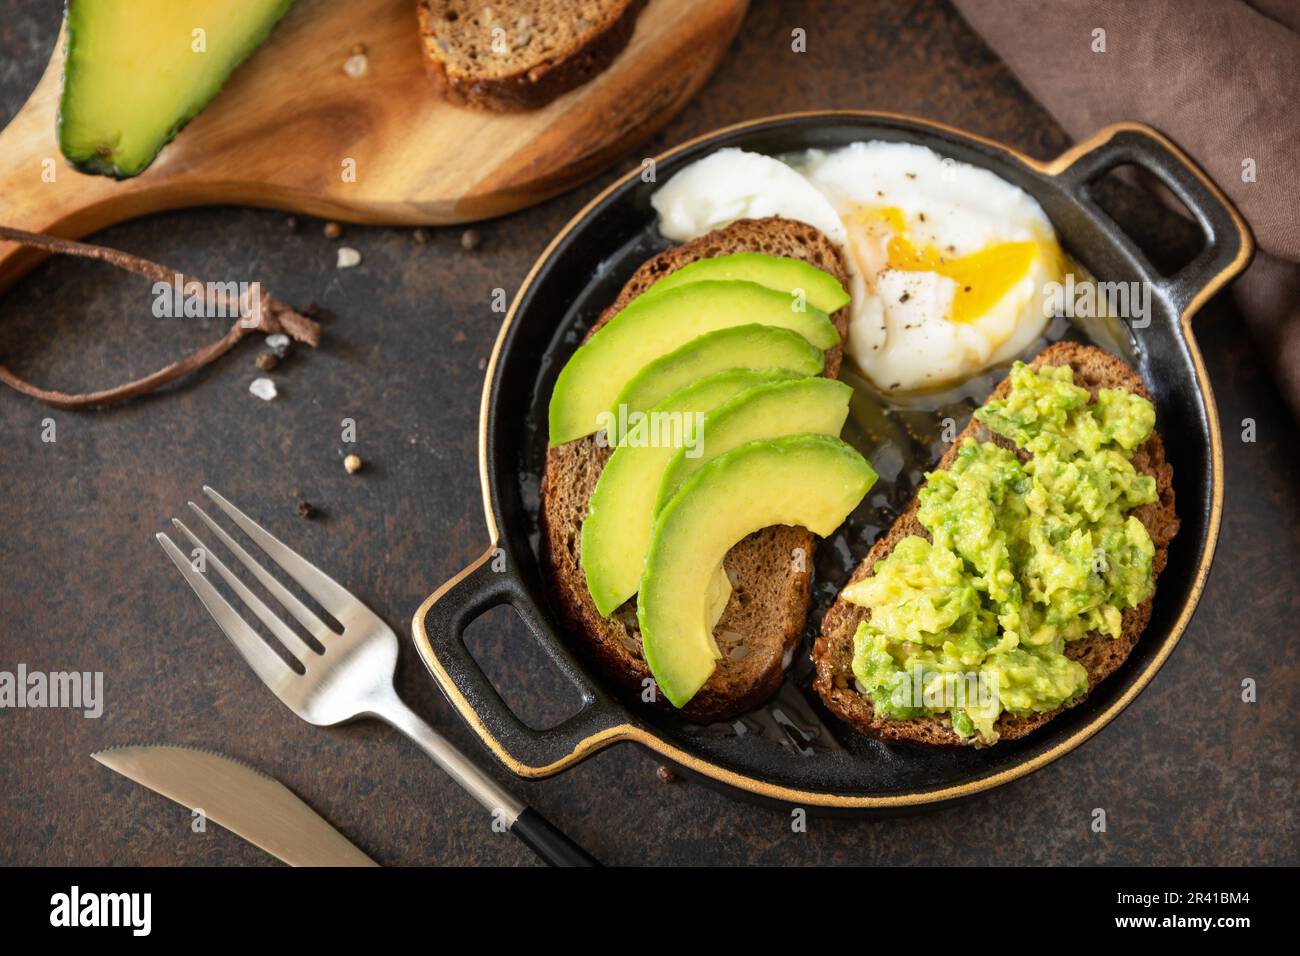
[156,487,360,689]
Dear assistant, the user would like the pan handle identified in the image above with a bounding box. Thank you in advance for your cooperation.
[411,548,632,777]
[1052,123,1253,318]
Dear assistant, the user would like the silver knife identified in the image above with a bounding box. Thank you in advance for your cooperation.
[93,744,377,867]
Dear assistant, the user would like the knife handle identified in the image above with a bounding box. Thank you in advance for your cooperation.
[510,807,600,867]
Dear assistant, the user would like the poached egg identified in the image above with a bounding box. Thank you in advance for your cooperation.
[652,142,1068,391]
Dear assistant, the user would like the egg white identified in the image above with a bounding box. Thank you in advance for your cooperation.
[653,147,847,245]
[652,150,872,326]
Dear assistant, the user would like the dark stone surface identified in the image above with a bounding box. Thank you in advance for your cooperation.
[1,0,1295,866]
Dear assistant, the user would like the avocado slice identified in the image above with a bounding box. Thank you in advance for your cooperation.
[548,281,840,445]
[641,253,850,314]
[655,377,853,513]
[59,0,299,178]
[582,369,798,617]
[704,564,733,632]
[611,324,824,438]
[639,435,877,708]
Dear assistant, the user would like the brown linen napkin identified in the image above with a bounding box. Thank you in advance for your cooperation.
[953,0,1300,417]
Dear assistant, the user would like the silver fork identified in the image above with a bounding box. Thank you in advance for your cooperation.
[156,486,597,867]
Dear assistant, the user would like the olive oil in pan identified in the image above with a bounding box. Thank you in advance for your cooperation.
[682,679,846,754]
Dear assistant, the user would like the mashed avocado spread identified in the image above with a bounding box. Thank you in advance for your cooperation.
[844,363,1158,744]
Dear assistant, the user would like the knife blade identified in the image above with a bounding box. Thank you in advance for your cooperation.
[93,744,377,867]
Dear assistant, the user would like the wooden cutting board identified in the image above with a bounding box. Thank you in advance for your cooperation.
[0,0,746,290]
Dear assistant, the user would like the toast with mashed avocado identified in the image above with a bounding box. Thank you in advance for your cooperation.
[540,218,851,723]
[813,342,1178,746]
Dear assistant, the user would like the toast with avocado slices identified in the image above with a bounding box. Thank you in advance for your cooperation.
[540,217,852,723]
[813,342,1178,746]
[416,0,646,111]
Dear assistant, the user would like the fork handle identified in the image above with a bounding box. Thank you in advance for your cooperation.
[372,690,599,867]
[511,808,600,867]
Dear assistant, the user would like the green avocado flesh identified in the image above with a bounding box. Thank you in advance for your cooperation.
[548,281,839,445]
[582,369,799,617]
[59,0,299,178]
[610,325,824,435]
[655,377,852,514]
[639,435,877,708]
[842,363,1159,744]
[640,253,851,314]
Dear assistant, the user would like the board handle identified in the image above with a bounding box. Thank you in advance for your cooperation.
[411,548,632,778]
[1051,123,1254,319]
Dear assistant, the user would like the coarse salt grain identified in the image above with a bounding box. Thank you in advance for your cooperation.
[249,378,277,401]
[343,53,368,77]
[337,247,361,269]
[265,333,290,357]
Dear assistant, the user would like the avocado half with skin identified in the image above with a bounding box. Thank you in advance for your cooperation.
[59,0,299,178]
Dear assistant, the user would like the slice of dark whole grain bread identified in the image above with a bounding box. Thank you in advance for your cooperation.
[540,217,851,723]
[813,341,1178,745]
[416,0,647,111]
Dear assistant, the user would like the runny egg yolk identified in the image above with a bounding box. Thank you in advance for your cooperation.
[847,206,1065,324]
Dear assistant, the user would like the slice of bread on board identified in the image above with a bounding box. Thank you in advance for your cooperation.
[813,341,1178,745]
[540,217,851,723]
[416,0,647,111]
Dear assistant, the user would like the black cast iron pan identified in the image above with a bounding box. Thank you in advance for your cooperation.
[412,113,1253,813]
